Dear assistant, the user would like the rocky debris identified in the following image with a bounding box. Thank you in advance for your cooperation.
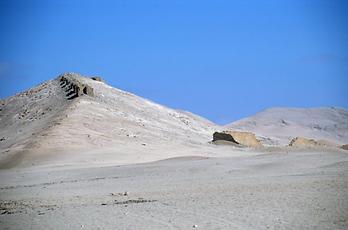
[114,199,157,205]
[213,130,262,148]
[0,200,57,215]
[288,137,336,148]
[100,198,157,206]
[341,144,348,150]
[280,119,289,126]
[91,77,104,82]
[110,191,129,196]
[59,73,94,100]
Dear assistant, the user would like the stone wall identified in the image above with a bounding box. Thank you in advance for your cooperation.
[59,74,94,100]
[213,130,262,148]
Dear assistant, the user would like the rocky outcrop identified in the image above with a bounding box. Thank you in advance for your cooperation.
[288,137,336,148]
[59,73,94,99]
[213,130,262,148]
[341,144,348,150]
[289,137,317,147]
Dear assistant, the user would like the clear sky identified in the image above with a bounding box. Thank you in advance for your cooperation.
[0,0,347,124]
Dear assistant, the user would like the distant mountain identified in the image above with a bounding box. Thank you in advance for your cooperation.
[226,107,348,146]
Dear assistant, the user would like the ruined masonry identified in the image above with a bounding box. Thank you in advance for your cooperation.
[59,73,94,100]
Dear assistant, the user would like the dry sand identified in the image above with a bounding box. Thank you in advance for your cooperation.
[0,150,347,230]
[0,73,348,229]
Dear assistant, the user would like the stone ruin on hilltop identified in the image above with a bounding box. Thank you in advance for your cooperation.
[59,73,95,100]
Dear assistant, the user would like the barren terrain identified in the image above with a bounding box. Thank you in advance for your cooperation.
[0,73,347,229]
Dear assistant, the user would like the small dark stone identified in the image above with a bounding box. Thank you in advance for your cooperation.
[91,77,104,82]
[341,144,348,150]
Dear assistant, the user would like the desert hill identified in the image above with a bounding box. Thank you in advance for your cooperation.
[0,73,221,168]
[1,73,347,169]
[226,107,348,146]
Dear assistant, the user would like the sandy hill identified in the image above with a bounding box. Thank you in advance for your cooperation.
[1,73,347,169]
[0,73,221,169]
[226,107,348,146]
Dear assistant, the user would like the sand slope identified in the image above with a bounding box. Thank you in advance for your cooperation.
[0,73,225,169]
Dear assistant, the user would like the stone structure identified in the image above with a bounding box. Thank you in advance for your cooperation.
[288,137,332,148]
[213,130,262,148]
[59,73,94,100]
[213,132,239,144]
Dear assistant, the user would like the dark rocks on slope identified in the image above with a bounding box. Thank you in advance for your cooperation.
[91,77,104,82]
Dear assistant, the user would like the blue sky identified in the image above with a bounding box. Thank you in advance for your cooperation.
[0,0,347,124]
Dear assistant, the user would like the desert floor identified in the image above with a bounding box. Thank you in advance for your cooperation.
[0,150,347,230]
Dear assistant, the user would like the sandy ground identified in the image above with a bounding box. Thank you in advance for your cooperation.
[1,149,347,230]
